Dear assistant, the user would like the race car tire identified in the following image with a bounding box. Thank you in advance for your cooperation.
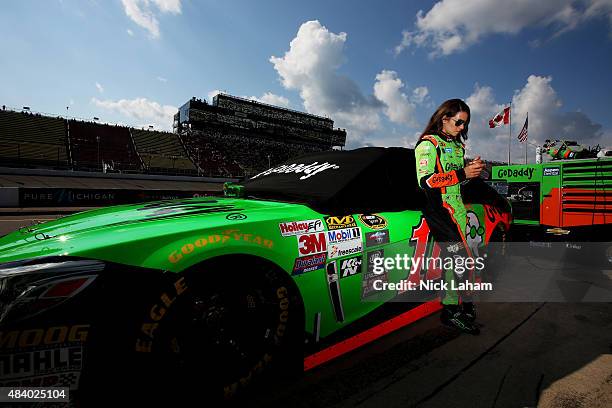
[129,256,304,404]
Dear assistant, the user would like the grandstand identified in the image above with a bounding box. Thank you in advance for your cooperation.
[0,108,196,176]
[174,94,347,176]
[0,110,68,169]
[0,94,347,178]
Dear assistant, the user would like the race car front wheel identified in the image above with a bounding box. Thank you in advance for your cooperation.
[131,256,303,403]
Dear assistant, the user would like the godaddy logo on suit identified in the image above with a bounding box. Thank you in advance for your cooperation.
[325,215,357,230]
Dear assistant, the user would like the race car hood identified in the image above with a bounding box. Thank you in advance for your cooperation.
[0,197,300,264]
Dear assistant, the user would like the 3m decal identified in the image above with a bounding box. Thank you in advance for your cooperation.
[326,228,361,243]
[168,229,274,264]
[279,219,323,237]
[358,214,388,230]
[419,159,428,167]
[298,232,327,256]
[340,256,362,278]
[366,230,390,247]
[292,253,327,275]
[325,215,357,230]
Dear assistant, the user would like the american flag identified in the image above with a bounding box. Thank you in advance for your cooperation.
[517,114,528,143]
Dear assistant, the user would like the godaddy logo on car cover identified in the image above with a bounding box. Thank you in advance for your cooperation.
[250,162,340,180]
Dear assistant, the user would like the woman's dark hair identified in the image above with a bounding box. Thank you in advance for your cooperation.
[419,98,471,141]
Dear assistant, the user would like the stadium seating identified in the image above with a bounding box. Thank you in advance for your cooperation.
[131,129,197,174]
[0,110,68,168]
[69,120,140,172]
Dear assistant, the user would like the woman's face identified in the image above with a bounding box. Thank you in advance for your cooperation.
[441,111,469,138]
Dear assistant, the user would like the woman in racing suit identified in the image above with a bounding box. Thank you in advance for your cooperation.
[414,99,485,334]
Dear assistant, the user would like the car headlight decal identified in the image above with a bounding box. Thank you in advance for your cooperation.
[0,259,103,324]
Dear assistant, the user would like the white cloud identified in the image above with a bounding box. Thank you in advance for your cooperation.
[464,75,605,163]
[395,0,612,56]
[156,76,167,82]
[412,86,429,105]
[95,82,104,93]
[373,70,417,126]
[247,92,290,108]
[121,0,182,39]
[91,97,176,131]
[127,29,134,36]
[270,20,383,140]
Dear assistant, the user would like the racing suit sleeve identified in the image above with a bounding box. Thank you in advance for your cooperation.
[414,140,466,190]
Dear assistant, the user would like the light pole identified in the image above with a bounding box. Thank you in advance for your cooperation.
[267,154,271,169]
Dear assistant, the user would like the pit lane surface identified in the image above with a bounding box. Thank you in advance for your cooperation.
[1,212,610,408]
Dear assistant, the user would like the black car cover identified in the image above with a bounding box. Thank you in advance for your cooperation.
[242,147,427,214]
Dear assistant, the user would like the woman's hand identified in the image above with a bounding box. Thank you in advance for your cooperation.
[464,156,485,179]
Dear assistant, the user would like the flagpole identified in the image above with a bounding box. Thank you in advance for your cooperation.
[508,102,512,165]
[524,112,528,164]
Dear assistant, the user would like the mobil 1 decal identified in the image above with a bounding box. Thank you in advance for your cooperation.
[340,255,362,278]
[358,214,388,230]
[366,230,390,247]
[362,249,386,298]
[327,227,363,259]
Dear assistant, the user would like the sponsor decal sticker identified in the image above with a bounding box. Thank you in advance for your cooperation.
[328,239,363,259]
[366,230,390,247]
[0,372,81,390]
[358,214,387,230]
[326,227,361,243]
[279,219,324,237]
[362,249,386,298]
[445,147,453,153]
[419,158,428,167]
[298,232,327,256]
[543,167,560,176]
[292,253,327,275]
[325,215,357,230]
[226,213,247,220]
[340,256,362,278]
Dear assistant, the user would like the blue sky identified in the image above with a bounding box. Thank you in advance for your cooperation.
[1,0,611,162]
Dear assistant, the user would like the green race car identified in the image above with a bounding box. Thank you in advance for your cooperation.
[0,147,510,403]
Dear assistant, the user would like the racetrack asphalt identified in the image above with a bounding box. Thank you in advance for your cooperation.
[1,212,610,408]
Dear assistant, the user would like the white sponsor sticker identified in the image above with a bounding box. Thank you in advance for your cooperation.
[328,238,363,259]
[279,219,324,237]
[326,227,361,244]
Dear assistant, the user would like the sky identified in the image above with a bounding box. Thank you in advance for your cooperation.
[1,0,611,163]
